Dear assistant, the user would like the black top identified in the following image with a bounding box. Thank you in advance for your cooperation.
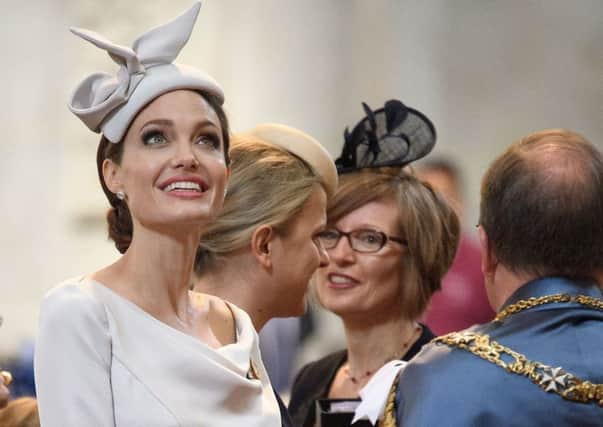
[288,325,435,427]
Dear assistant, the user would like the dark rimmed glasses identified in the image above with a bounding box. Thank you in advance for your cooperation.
[316,228,408,253]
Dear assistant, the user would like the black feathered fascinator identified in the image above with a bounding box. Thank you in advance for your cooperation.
[335,100,436,174]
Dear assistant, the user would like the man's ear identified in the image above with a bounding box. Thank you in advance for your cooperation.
[102,158,122,194]
[251,225,275,270]
[478,225,497,279]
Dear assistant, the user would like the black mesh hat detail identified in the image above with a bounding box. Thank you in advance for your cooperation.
[335,100,436,174]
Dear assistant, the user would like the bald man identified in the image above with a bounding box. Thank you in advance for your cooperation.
[396,129,603,426]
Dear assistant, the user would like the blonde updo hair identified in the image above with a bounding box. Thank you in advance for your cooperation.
[325,168,460,320]
[194,134,323,274]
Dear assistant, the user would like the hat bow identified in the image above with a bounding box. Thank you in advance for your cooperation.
[68,2,201,134]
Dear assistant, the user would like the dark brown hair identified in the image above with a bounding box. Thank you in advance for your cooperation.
[326,167,460,320]
[96,91,230,253]
[479,129,603,280]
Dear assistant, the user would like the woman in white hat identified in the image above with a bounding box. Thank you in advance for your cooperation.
[194,124,337,331]
[193,124,338,426]
[34,3,281,426]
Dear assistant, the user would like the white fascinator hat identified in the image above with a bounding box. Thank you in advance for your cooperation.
[68,1,223,143]
[245,124,338,198]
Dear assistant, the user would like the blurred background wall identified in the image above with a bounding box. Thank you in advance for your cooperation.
[0,0,601,358]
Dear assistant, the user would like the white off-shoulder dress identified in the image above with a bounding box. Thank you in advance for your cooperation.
[34,277,280,427]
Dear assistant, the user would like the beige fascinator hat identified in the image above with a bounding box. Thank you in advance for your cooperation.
[68,2,223,143]
[246,124,338,198]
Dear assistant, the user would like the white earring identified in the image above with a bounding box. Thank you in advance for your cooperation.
[116,191,126,201]
[223,188,228,198]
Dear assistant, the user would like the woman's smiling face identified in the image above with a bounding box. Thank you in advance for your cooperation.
[316,197,407,321]
[103,89,229,232]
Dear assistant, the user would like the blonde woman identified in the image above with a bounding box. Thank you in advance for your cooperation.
[35,4,280,426]
[193,124,337,426]
[194,124,336,327]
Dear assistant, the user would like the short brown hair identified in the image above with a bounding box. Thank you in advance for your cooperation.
[327,168,460,320]
[96,91,230,253]
[194,134,322,275]
[479,129,603,279]
[0,397,40,427]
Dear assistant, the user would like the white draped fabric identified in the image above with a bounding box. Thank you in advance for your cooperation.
[35,278,280,427]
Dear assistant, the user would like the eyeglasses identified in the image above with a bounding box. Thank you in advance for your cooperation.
[316,228,407,253]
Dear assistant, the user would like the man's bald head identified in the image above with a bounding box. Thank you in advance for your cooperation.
[479,129,603,280]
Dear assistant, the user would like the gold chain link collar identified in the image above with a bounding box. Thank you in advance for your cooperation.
[380,374,400,427]
[380,293,602,422]
[433,331,603,407]
[494,293,603,322]
[436,293,603,407]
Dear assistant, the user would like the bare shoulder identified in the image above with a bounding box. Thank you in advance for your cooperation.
[207,293,235,322]
[190,291,236,344]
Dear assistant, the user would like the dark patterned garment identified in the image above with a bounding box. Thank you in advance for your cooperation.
[397,277,603,426]
[288,325,435,427]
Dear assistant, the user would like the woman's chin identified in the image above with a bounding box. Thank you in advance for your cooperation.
[320,297,365,318]
[157,203,223,225]
[138,212,217,234]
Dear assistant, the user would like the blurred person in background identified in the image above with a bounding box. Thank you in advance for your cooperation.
[0,342,36,400]
[35,4,281,426]
[1,370,11,409]
[0,397,40,427]
[193,124,337,426]
[418,158,494,335]
[288,100,460,427]
[396,129,603,426]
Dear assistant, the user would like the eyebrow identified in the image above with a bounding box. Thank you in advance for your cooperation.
[140,118,219,130]
[197,122,221,136]
[314,218,328,233]
[335,224,382,230]
[140,118,172,128]
[314,224,327,233]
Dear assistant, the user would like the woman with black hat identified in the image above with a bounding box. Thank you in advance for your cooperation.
[288,100,460,426]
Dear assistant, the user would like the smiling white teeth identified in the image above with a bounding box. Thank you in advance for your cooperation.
[164,181,202,192]
[330,275,354,284]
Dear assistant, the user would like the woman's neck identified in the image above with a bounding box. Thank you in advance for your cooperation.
[342,315,420,383]
[194,254,270,331]
[95,226,201,322]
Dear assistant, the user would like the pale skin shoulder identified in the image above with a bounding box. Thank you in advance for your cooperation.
[190,291,237,346]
